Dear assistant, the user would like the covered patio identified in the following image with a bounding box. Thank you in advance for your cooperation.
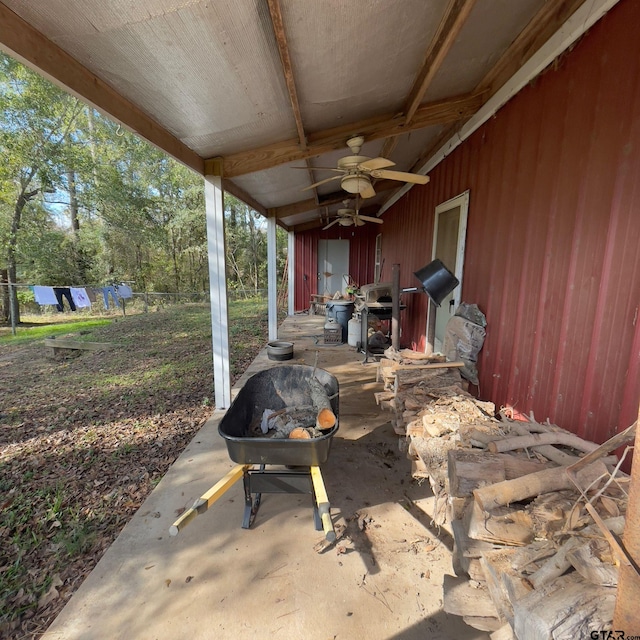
[42,315,483,640]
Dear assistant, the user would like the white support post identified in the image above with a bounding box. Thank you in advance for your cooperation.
[287,230,295,316]
[204,163,231,410]
[267,214,278,340]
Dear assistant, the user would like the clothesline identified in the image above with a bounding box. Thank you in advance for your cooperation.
[0,282,134,289]
[25,283,134,312]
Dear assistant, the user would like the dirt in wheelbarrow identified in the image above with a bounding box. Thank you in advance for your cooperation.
[0,302,268,639]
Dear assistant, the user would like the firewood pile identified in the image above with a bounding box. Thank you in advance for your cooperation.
[374,348,636,639]
[442,417,635,639]
[375,346,500,524]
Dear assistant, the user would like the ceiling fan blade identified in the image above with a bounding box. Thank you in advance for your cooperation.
[369,169,430,184]
[322,218,341,230]
[302,175,343,191]
[358,157,395,171]
[357,214,384,224]
[360,181,376,198]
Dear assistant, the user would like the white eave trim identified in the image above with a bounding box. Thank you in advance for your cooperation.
[378,0,621,216]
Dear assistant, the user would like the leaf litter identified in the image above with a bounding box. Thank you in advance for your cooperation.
[0,303,268,638]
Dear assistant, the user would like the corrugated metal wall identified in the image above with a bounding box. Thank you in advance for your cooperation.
[295,223,378,312]
[294,0,640,444]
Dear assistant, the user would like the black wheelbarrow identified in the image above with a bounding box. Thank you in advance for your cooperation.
[170,365,339,540]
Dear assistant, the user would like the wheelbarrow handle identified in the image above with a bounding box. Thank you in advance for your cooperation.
[169,464,250,536]
[310,466,336,542]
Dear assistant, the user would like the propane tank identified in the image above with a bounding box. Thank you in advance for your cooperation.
[347,315,362,348]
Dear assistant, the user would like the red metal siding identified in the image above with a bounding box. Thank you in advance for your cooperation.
[294,223,377,312]
[378,0,640,444]
[294,0,640,445]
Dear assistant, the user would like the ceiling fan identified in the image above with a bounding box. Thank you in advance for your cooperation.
[322,200,384,230]
[300,135,430,198]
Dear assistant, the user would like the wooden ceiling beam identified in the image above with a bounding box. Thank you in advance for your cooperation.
[222,179,268,217]
[220,91,484,177]
[476,0,589,98]
[377,0,590,215]
[0,3,204,175]
[266,0,307,149]
[270,181,397,219]
[404,0,478,124]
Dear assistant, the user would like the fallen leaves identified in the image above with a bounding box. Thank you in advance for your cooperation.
[0,303,269,638]
[37,575,63,610]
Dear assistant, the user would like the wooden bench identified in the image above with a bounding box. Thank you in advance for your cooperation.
[44,338,118,356]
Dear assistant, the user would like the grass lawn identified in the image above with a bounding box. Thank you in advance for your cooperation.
[0,300,268,639]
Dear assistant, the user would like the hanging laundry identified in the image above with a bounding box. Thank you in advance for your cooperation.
[33,286,58,306]
[117,284,133,299]
[53,287,77,312]
[70,287,91,308]
[85,288,98,303]
[102,286,120,310]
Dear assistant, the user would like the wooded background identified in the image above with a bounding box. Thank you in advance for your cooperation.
[0,53,287,324]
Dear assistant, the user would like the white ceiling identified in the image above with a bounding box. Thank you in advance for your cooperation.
[0,0,598,229]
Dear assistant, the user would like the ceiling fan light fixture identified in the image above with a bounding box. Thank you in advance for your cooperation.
[341,174,370,194]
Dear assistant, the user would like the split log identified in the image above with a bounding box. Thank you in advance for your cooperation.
[488,432,599,455]
[448,450,557,498]
[566,542,619,586]
[479,544,547,624]
[490,624,515,640]
[462,616,504,632]
[443,574,500,619]
[448,450,507,497]
[308,376,337,431]
[527,516,625,589]
[473,461,609,511]
[393,367,462,392]
[451,517,502,578]
[466,501,534,546]
[513,574,616,640]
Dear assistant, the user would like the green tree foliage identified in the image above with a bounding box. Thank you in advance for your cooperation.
[0,53,287,324]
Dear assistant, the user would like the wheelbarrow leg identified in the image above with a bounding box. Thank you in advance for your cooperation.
[242,465,264,529]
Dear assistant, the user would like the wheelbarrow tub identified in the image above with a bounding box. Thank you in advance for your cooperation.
[218,365,339,466]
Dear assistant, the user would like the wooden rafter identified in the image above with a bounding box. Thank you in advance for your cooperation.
[266,0,307,149]
[476,0,588,98]
[0,3,204,175]
[404,0,478,124]
[379,0,590,211]
[221,91,483,177]
[380,0,476,159]
[269,181,398,220]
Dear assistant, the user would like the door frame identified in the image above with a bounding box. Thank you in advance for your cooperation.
[428,190,470,351]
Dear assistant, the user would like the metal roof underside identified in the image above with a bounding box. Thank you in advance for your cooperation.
[0,0,603,230]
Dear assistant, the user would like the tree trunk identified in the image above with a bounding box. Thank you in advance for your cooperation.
[66,169,80,234]
[0,269,9,324]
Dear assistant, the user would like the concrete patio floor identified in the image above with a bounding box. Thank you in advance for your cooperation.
[43,314,488,640]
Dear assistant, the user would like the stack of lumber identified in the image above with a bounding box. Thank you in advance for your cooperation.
[375,347,503,524]
[442,416,635,639]
[375,347,481,436]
